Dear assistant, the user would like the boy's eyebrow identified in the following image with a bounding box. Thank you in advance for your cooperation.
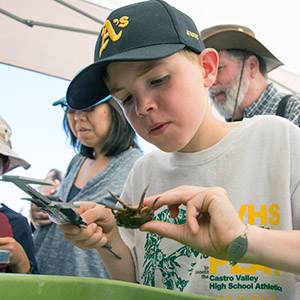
[136,61,164,77]
[109,61,165,94]
[110,85,122,94]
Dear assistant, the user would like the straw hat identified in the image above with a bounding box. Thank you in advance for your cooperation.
[0,115,30,173]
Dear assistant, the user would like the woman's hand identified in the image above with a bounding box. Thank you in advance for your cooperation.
[141,186,245,260]
[58,201,137,282]
[58,201,118,251]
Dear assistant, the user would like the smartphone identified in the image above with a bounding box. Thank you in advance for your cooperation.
[0,175,87,228]
[0,250,10,264]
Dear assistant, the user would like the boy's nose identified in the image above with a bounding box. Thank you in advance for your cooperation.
[135,96,156,117]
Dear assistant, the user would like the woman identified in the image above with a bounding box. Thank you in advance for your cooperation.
[32,96,142,277]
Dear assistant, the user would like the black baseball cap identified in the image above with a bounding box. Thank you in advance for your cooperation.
[66,0,205,110]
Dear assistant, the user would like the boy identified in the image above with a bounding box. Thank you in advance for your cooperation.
[59,1,300,298]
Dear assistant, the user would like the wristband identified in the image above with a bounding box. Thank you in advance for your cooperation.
[227,224,250,266]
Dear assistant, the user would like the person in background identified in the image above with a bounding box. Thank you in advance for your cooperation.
[57,1,300,299]
[201,24,300,124]
[0,115,37,274]
[32,96,142,278]
[30,168,64,230]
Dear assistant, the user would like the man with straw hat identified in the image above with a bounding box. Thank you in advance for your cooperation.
[201,24,300,124]
[0,115,37,273]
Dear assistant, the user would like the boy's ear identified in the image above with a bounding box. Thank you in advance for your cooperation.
[199,48,219,88]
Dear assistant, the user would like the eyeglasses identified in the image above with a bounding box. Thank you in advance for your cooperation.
[60,103,69,112]
[60,104,95,114]
[59,95,112,114]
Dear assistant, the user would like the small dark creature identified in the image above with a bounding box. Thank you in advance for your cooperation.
[106,183,159,229]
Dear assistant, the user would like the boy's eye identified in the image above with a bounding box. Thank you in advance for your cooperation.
[113,94,133,107]
[122,95,133,106]
[150,75,168,86]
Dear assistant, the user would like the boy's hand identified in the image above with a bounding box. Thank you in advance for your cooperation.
[58,202,117,251]
[141,186,245,260]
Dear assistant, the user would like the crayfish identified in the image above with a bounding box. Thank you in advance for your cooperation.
[106,183,159,229]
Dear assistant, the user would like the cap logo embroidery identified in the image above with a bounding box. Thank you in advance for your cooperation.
[98,16,129,57]
[186,30,199,40]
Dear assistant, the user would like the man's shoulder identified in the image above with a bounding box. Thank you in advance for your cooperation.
[0,204,28,231]
[286,93,300,104]
[0,204,24,219]
[279,94,300,126]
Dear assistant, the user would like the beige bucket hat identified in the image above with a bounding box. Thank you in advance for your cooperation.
[0,115,30,173]
[201,24,283,72]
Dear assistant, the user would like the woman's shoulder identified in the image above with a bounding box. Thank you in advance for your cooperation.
[108,148,143,173]
[65,154,85,176]
[116,148,143,162]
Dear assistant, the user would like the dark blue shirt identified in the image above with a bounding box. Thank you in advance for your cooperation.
[0,204,38,273]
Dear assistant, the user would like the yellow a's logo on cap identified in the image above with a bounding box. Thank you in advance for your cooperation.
[98,16,129,57]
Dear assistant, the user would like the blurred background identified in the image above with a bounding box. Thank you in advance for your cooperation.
[1,0,299,216]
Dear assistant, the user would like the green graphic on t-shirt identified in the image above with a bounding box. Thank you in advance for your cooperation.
[141,208,200,290]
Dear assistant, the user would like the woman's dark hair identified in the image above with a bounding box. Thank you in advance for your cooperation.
[63,98,139,159]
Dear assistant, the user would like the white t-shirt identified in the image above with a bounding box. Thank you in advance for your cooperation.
[120,115,300,299]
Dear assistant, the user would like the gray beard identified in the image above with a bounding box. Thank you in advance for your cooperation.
[209,75,250,119]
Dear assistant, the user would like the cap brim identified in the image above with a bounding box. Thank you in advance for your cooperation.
[52,97,67,107]
[67,44,185,110]
[203,30,283,72]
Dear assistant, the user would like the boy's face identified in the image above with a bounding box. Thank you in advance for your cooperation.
[105,51,216,152]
